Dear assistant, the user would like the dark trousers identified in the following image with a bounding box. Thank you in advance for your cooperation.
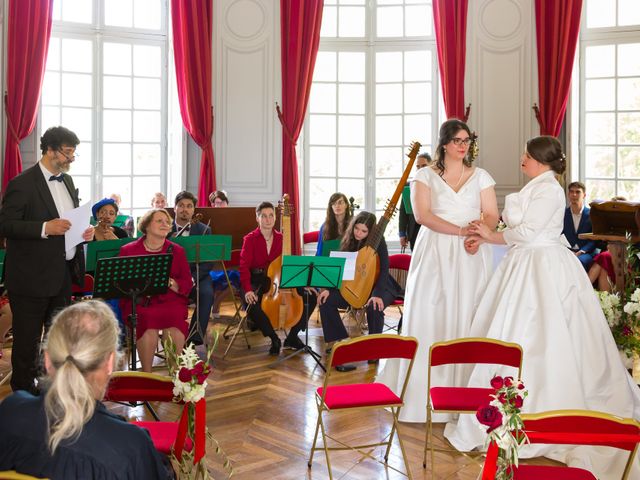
[8,268,72,393]
[319,289,396,343]
[188,272,215,345]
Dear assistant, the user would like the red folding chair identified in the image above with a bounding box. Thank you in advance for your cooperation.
[308,333,419,479]
[481,410,640,480]
[303,230,319,244]
[103,371,176,421]
[71,274,94,301]
[385,253,410,333]
[424,337,523,470]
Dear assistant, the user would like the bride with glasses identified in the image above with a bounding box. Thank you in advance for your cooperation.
[378,118,499,422]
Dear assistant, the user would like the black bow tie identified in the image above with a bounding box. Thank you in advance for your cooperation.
[49,174,64,182]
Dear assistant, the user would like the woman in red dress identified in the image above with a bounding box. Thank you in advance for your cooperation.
[119,209,193,371]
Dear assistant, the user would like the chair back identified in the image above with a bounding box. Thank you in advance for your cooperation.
[330,334,418,367]
[388,253,410,290]
[71,274,94,296]
[303,231,320,244]
[429,337,523,370]
[224,249,241,269]
[104,371,175,403]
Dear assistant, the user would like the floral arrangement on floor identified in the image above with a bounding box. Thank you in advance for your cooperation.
[476,375,529,480]
[596,240,640,360]
[164,335,233,479]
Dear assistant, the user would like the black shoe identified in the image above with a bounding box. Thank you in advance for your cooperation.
[269,337,281,356]
[368,359,379,365]
[325,347,332,354]
[336,364,356,372]
[283,335,305,350]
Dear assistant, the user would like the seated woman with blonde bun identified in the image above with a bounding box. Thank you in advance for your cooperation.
[0,300,174,479]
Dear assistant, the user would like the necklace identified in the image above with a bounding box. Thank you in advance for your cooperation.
[448,164,466,189]
[143,239,163,252]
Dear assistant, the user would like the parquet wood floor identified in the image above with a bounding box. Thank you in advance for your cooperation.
[0,305,558,479]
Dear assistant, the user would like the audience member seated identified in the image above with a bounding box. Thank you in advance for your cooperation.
[91,198,128,241]
[0,300,174,479]
[562,181,596,270]
[119,209,192,372]
[209,190,229,208]
[316,192,353,256]
[170,191,215,346]
[151,192,168,209]
[239,201,314,355]
[108,193,134,237]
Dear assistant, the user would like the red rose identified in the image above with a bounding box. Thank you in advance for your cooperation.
[517,383,525,390]
[192,361,205,375]
[504,376,514,387]
[497,393,507,404]
[476,405,503,433]
[513,395,523,408]
[178,367,192,383]
[490,376,504,389]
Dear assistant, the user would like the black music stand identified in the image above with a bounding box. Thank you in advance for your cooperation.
[93,253,172,371]
[270,255,345,372]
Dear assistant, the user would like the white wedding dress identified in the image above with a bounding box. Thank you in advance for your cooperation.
[377,166,495,422]
[444,170,640,480]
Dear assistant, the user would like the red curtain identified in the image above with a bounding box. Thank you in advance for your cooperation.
[3,0,54,190]
[171,0,215,206]
[533,0,583,136]
[433,0,470,121]
[278,0,324,255]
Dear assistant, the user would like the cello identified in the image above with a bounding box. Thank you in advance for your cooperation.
[340,142,421,308]
[261,195,304,329]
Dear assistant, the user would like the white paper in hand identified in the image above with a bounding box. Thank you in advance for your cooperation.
[62,202,92,253]
[330,251,358,281]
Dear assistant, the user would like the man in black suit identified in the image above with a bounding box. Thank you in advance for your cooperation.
[170,191,214,346]
[562,181,596,271]
[399,152,431,251]
[0,126,94,393]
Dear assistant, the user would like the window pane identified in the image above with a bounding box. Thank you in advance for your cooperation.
[405,6,430,36]
[585,146,615,178]
[42,72,61,105]
[405,82,431,113]
[104,77,132,109]
[337,179,364,208]
[338,116,365,145]
[338,7,365,37]
[338,84,365,114]
[338,52,365,82]
[618,0,640,27]
[133,111,161,142]
[377,6,403,37]
[62,0,92,24]
[310,83,336,113]
[618,180,640,199]
[376,84,402,114]
[585,45,615,78]
[618,112,640,144]
[585,113,615,144]
[586,0,615,28]
[62,39,92,73]
[314,52,337,81]
[618,78,640,110]
[62,107,92,140]
[585,79,615,111]
[133,144,161,175]
[103,143,132,175]
[71,142,91,175]
[309,115,336,145]
[47,38,60,71]
[376,178,397,209]
[310,178,337,208]
[105,0,133,27]
[133,78,161,109]
[404,114,429,145]
[586,179,615,201]
[308,210,325,233]
[42,107,61,131]
[74,176,92,204]
[103,177,131,207]
[104,43,132,76]
[60,73,92,107]
[309,147,336,177]
[104,110,132,142]
[134,45,162,77]
[618,44,640,77]
[376,116,402,146]
[619,147,640,178]
[404,50,431,81]
[376,147,403,177]
[320,6,337,37]
[132,177,161,207]
[134,0,162,30]
[376,52,402,82]
[338,147,365,177]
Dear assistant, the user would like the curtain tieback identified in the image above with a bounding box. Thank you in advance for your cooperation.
[532,103,543,129]
[463,103,472,123]
[3,93,21,142]
[275,102,296,146]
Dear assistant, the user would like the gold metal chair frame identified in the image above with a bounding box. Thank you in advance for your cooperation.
[308,334,419,479]
[423,337,524,472]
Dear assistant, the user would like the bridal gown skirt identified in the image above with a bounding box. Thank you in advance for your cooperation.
[377,226,493,423]
[443,243,640,480]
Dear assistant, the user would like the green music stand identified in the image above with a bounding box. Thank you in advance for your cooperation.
[402,185,413,214]
[93,253,172,370]
[171,235,232,346]
[86,238,136,271]
[270,255,346,371]
[321,238,341,257]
